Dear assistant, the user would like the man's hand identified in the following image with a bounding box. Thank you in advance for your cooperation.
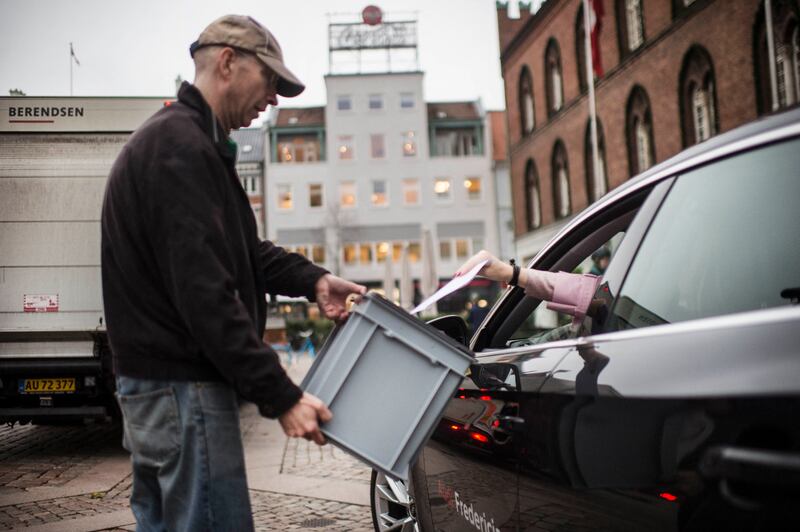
[278,392,333,446]
[315,274,367,322]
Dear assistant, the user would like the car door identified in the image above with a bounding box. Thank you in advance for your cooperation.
[415,177,664,531]
[420,344,523,532]
[517,135,800,531]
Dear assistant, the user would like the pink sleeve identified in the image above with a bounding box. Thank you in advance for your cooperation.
[523,270,602,325]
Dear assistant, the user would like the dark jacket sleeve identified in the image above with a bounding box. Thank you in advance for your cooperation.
[147,142,301,418]
[258,241,329,302]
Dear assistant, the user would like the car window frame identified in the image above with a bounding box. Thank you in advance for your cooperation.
[471,181,670,353]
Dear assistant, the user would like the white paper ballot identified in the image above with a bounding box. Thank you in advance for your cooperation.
[411,259,488,314]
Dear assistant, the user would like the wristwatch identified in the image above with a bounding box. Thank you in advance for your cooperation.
[509,259,521,287]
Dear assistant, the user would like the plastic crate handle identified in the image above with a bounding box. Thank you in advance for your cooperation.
[381,329,440,366]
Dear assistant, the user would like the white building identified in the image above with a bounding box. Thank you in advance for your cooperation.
[231,127,267,239]
[264,73,499,308]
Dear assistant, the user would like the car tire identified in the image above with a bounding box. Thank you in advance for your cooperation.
[370,469,420,532]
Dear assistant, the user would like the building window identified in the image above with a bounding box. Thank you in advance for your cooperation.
[464,177,482,201]
[402,131,417,157]
[393,242,403,262]
[376,241,390,263]
[343,244,357,265]
[439,240,452,260]
[434,178,452,202]
[277,135,320,163]
[625,85,656,177]
[295,245,307,257]
[753,2,800,114]
[617,0,644,57]
[518,66,535,135]
[524,159,542,230]
[455,240,470,259]
[754,6,799,114]
[369,94,383,110]
[241,176,259,194]
[407,242,421,262]
[584,119,608,203]
[679,45,718,147]
[551,140,571,219]
[635,119,652,171]
[370,134,385,159]
[776,23,800,107]
[434,128,479,156]
[337,95,352,111]
[312,245,325,263]
[338,135,354,160]
[402,178,420,205]
[400,92,415,109]
[359,243,373,264]
[544,39,564,117]
[276,184,293,210]
[309,183,323,208]
[340,181,356,208]
[371,180,388,206]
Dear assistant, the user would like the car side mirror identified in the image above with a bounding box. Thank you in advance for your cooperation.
[469,363,517,391]
[426,315,469,346]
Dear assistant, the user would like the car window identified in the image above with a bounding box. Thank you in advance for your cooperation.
[508,231,625,346]
[605,137,800,331]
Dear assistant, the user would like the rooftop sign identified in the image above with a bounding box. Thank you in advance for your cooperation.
[329,20,417,51]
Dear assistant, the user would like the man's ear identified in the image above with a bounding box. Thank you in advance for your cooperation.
[218,47,237,80]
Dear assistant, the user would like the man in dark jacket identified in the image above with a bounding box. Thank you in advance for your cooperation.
[101,15,365,531]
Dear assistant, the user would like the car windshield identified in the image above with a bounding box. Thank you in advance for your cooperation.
[606,137,800,331]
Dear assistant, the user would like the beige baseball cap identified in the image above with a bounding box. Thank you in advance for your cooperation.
[190,15,305,97]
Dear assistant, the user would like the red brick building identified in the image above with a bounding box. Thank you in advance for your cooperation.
[498,0,800,259]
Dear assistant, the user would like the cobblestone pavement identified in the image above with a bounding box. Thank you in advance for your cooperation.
[0,354,375,531]
[102,489,374,532]
[280,436,372,485]
[0,422,123,493]
[0,474,132,531]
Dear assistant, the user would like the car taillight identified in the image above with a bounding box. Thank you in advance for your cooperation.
[470,432,489,443]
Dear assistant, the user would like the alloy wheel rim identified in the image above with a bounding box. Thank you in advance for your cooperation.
[373,471,419,532]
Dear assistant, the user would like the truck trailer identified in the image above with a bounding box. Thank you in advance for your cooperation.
[0,96,170,423]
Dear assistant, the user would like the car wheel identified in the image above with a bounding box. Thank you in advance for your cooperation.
[370,469,419,532]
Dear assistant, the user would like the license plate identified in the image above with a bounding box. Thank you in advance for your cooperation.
[19,378,76,394]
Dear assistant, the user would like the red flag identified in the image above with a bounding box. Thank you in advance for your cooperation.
[589,0,604,77]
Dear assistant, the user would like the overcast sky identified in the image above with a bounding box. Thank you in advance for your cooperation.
[1,0,518,122]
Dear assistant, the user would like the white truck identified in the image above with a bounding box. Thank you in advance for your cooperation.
[0,96,170,423]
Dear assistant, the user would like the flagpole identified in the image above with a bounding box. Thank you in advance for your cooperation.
[582,0,601,200]
[69,42,73,96]
[765,0,779,111]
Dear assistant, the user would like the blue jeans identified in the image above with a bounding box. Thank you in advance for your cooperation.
[116,376,254,532]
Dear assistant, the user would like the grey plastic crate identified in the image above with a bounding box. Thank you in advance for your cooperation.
[300,293,473,481]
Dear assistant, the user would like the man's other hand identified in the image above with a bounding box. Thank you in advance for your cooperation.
[278,392,333,445]
[315,274,367,322]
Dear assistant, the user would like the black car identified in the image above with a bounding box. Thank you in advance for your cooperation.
[371,107,800,531]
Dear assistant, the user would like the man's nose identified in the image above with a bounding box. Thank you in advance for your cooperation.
[266,93,278,107]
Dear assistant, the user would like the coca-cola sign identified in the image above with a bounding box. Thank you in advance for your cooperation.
[329,20,417,51]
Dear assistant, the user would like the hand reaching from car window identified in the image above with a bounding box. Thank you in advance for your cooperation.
[454,250,527,286]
